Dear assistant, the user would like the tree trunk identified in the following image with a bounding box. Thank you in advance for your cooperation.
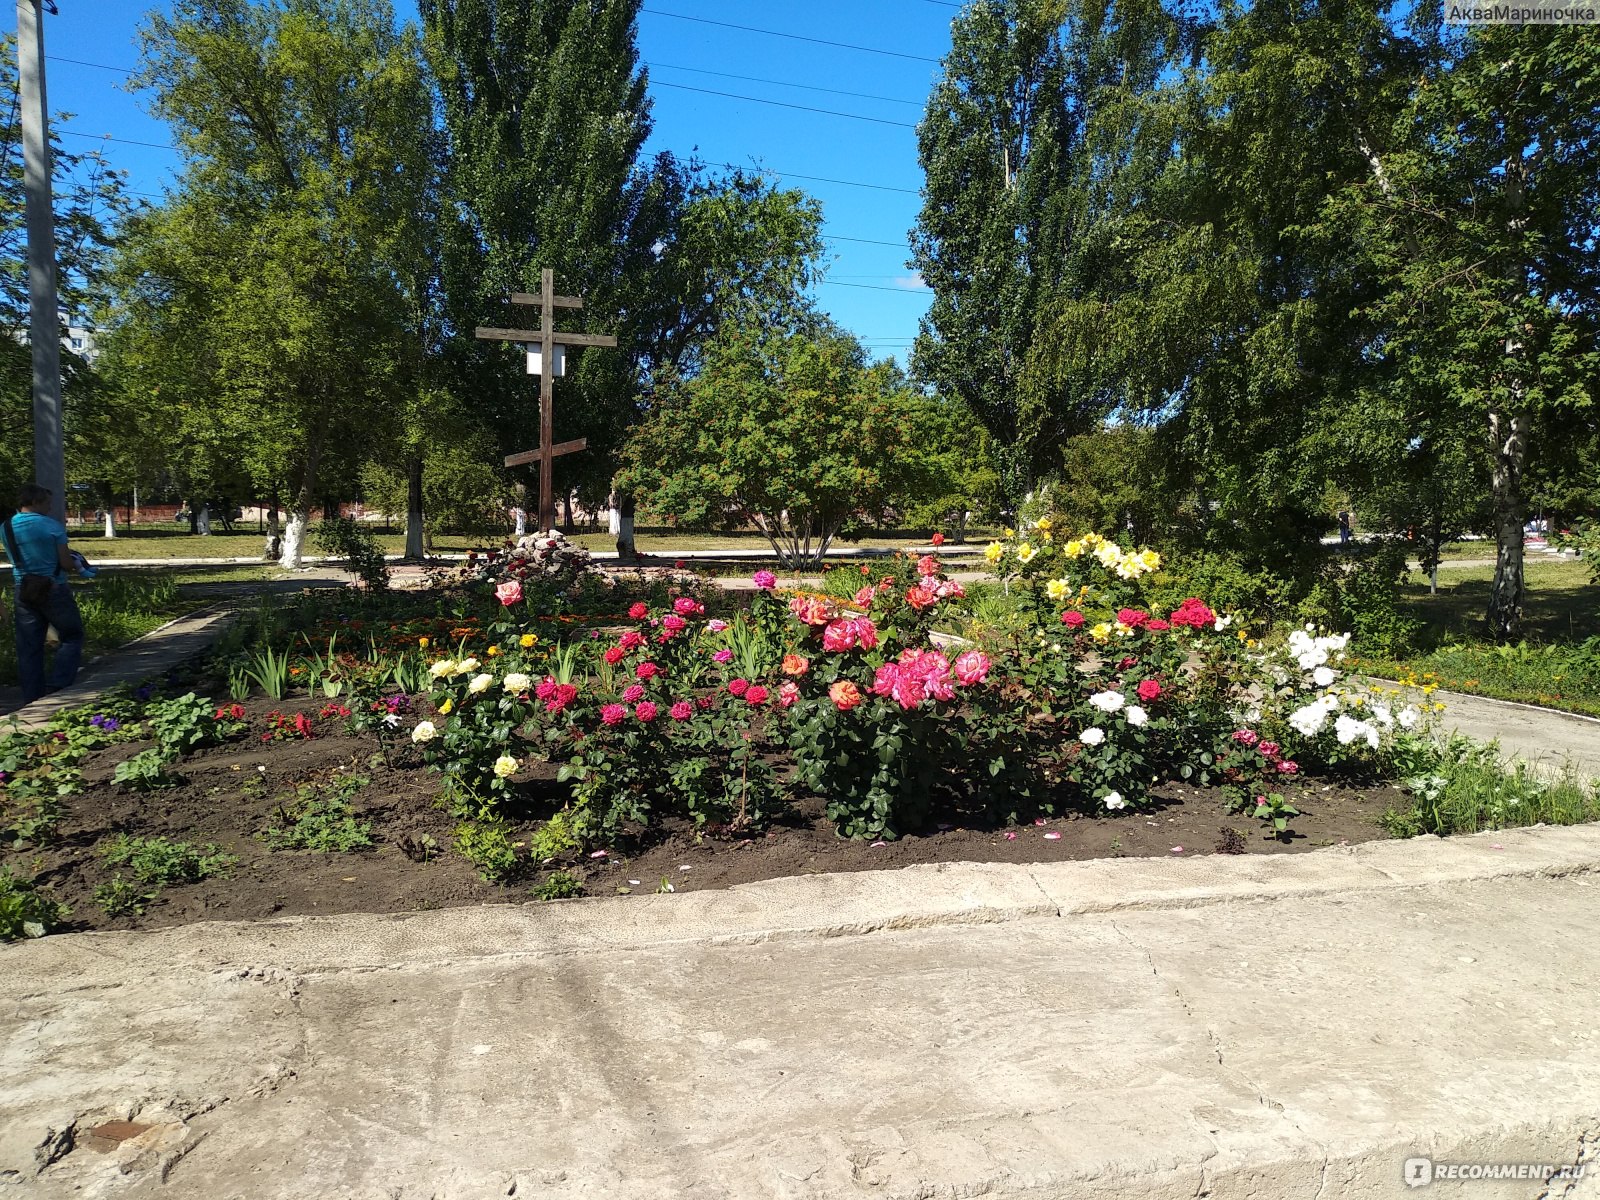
[281,510,309,569]
[613,489,637,560]
[1486,408,1528,640]
[561,491,574,531]
[404,456,425,559]
[264,506,282,562]
[102,509,115,538]
[513,506,527,536]
[187,502,200,535]
[196,503,212,536]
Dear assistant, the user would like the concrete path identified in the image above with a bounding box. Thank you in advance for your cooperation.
[1392,687,1600,783]
[5,824,1600,1198]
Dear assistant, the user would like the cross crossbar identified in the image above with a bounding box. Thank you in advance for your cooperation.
[510,291,583,310]
[474,326,618,348]
[504,437,588,469]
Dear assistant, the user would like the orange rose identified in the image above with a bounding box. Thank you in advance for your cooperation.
[781,654,810,676]
[828,680,863,711]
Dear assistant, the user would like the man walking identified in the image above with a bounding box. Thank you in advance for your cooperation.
[3,484,86,703]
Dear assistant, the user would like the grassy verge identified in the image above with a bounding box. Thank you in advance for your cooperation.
[1380,733,1600,837]
[1356,559,1600,716]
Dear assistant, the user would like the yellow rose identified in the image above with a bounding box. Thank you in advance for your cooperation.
[1090,622,1113,643]
[1064,539,1084,558]
[1045,578,1070,601]
[984,541,1006,564]
[1001,527,1015,539]
[438,697,454,714]
[1015,543,1037,565]
[1035,516,1053,532]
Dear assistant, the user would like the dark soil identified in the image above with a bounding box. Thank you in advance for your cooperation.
[5,696,1408,934]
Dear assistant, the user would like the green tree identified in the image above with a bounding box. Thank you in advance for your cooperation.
[98,0,435,565]
[911,0,1185,501]
[618,322,948,566]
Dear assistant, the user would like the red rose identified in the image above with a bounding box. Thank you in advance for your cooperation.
[1061,610,1086,628]
[1137,679,1162,702]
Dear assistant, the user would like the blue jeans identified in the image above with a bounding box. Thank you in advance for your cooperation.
[14,581,84,703]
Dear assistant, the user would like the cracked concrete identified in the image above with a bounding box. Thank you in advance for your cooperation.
[5,825,1600,1198]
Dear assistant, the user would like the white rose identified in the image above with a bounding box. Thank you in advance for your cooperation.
[1080,726,1106,746]
[1103,791,1126,811]
[411,720,437,744]
[428,659,456,678]
[458,657,481,674]
[493,754,518,778]
[503,672,532,694]
[1126,705,1148,727]
[1312,666,1336,687]
[468,673,493,694]
[1398,705,1421,730]
[1334,714,1369,746]
[1213,614,1233,631]
[1088,690,1126,713]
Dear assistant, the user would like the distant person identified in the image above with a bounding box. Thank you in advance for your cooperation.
[2,484,87,703]
[1338,511,1351,545]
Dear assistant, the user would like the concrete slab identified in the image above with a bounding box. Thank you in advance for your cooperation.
[4,826,1600,1198]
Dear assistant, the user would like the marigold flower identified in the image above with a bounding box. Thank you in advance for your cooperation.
[520,633,537,648]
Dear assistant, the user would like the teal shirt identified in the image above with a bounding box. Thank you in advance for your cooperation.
[5,511,66,583]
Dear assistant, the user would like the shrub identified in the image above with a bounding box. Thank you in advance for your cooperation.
[315,515,391,592]
[113,748,178,791]
[94,875,154,919]
[0,868,70,940]
[102,834,237,885]
[263,776,375,852]
[454,818,521,882]
[531,870,583,900]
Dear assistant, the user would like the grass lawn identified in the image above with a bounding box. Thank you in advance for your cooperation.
[67,525,987,561]
[1356,558,1600,716]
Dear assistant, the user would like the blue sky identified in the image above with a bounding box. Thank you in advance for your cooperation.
[18,0,955,362]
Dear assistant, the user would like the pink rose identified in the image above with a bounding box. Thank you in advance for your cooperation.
[600,704,627,726]
[535,677,557,701]
[1277,760,1299,774]
[744,685,769,705]
[777,681,800,708]
[752,570,777,590]
[495,579,523,607]
[905,585,937,612]
[891,674,925,710]
[728,678,750,697]
[1061,610,1086,628]
[953,650,991,685]
[707,619,729,632]
[636,662,660,679]
[603,646,625,665]
[635,701,658,722]
[669,700,693,721]
[853,585,876,608]
[822,619,858,652]
[673,596,704,616]
[851,617,879,649]
[916,555,939,577]
[661,613,687,633]
[619,631,644,651]
[713,648,734,663]
[621,684,645,703]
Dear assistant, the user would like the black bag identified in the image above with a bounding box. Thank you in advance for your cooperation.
[5,517,55,611]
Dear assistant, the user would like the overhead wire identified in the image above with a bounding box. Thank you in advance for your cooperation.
[639,7,941,64]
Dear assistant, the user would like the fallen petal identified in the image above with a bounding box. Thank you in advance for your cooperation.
[1043,832,1062,840]
[1170,846,1184,853]
[1003,831,1018,841]
[869,840,888,848]
[589,850,608,859]
[628,879,641,886]
[1033,818,1048,826]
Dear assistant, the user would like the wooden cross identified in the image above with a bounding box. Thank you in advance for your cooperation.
[474,267,617,534]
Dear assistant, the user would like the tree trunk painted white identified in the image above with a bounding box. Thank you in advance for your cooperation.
[280,510,309,569]
[196,503,212,535]
[608,505,621,536]
[514,506,527,536]
[102,509,115,538]
[404,458,425,559]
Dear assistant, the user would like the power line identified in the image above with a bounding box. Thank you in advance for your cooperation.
[818,280,931,294]
[714,161,919,196]
[45,54,131,74]
[825,233,911,248]
[640,7,941,64]
[647,61,921,107]
[59,128,176,152]
[653,80,915,129]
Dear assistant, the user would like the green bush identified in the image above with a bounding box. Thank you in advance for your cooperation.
[1379,733,1600,837]
[454,818,521,882]
[0,868,71,940]
[262,775,374,852]
[94,875,155,919]
[531,869,583,900]
[103,834,237,885]
[113,748,178,791]
[315,516,391,592]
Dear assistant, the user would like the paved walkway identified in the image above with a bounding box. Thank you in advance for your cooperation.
[4,825,1600,1197]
